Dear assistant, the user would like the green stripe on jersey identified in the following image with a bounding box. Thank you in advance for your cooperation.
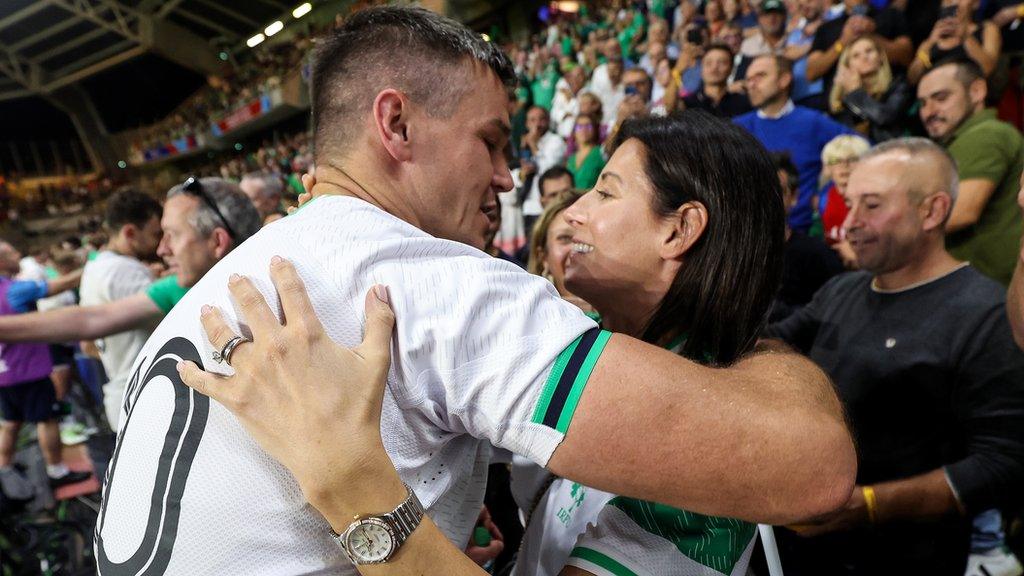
[556,330,610,432]
[569,547,639,576]
[532,329,611,433]
[532,333,582,424]
[607,497,756,573]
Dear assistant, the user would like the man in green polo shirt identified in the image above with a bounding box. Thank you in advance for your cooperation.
[919,57,1024,286]
[0,178,261,429]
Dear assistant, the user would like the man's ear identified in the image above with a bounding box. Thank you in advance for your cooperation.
[662,201,708,260]
[923,192,953,232]
[211,228,234,260]
[968,77,987,108]
[373,89,413,162]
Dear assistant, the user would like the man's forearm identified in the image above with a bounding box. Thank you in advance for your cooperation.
[1008,252,1024,350]
[872,468,962,524]
[0,295,158,343]
[879,37,913,66]
[549,336,857,525]
[46,268,83,296]
[806,49,837,81]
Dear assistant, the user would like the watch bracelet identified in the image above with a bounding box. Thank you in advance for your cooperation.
[383,485,425,543]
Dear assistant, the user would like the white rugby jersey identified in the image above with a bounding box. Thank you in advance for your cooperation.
[93,195,606,575]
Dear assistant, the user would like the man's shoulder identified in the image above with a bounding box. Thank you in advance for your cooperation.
[817,270,870,301]
[947,265,1009,306]
[734,111,757,126]
[83,251,147,278]
[954,114,1024,147]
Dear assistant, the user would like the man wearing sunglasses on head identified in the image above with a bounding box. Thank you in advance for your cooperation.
[0,177,262,431]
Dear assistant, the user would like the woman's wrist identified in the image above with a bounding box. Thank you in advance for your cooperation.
[303,445,408,531]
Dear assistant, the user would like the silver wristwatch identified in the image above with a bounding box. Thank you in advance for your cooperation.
[332,484,424,565]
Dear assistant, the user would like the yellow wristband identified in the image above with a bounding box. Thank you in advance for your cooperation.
[1017,3,1024,17]
[917,49,933,68]
[862,485,878,524]
[834,41,844,54]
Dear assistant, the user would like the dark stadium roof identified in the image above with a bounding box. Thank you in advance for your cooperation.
[0,0,296,103]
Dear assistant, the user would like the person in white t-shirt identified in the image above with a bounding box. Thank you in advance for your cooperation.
[0,181,262,434]
[96,7,854,576]
[79,190,164,429]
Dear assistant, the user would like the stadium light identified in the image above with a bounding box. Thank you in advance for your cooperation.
[247,33,266,48]
[265,21,284,37]
[292,3,312,18]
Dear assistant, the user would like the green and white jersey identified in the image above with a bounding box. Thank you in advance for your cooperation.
[516,334,757,576]
[96,196,606,575]
[565,498,757,576]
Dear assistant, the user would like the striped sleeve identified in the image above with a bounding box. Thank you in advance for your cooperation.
[532,328,612,434]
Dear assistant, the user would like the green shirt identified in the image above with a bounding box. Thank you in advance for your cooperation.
[946,109,1024,286]
[146,275,189,315]
[530,65,561,111]
[567,147,606,191]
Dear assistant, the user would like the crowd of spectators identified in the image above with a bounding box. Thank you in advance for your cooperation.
[126,32,315,160]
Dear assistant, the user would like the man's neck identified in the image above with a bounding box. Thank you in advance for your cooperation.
[105,235,135,259]
[873,244,963,291]
[759,97,792,118]
[703,82,727,102]
[764,31,784,46]
[309,161,420,230]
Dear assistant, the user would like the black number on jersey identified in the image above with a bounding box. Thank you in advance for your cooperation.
[95,337,210,575]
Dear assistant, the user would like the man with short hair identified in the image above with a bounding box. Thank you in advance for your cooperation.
[918,57,1023,286]
[0,241,89,490]
[240,172,285,223]
[741,0,790,59]
[79,190,163,428]
[767,139,1024,575]
[94,8,854,575]
[538,165,575,210]
[735,54,854,232]
[683,44,754,117]
[616,66,653,123]
[0,179,262,431]
[518,106,566,233]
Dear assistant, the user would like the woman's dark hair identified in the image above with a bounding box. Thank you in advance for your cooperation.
[611,111,785,365]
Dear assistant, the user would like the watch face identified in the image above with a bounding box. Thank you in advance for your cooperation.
[346,519,396,563]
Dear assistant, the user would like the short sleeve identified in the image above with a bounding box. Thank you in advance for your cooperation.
[377,253,600,468]
[949,126,1016,184]
[566,498,757,576]
[6,279,48,312]
[146,275,189,314]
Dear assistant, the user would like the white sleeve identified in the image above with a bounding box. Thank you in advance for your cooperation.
[378,253,603,468]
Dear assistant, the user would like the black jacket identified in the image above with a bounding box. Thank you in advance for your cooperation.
[834,75,912,143]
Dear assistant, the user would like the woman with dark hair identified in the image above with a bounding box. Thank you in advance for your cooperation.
[565,113,606,191]
[511,111,785,576]
[181,111,787,575]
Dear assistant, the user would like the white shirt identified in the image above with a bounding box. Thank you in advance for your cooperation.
[550,78,581,139]
[79,251,156,429]
[521,132,567,217]
[95,196,598,575]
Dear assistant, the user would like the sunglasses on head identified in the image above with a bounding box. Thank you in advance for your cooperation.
[181,176,237,240]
